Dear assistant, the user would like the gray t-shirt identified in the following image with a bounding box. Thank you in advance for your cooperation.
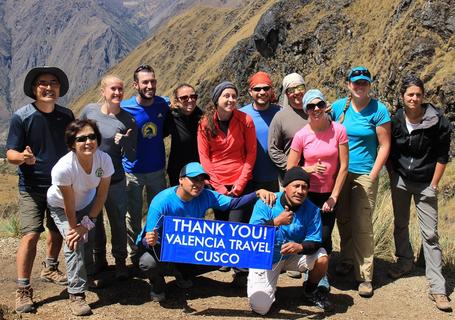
[267,106,308,177]
[80,103,137,183]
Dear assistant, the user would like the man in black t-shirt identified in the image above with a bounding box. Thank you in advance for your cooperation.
[6,66,74,314]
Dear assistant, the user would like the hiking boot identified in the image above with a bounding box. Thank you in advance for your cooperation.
[15,285,35,313]
[287,270,302,279]
[387,261,413,279]
[115,261,129,281]
[429,293,452,312]
[303,287,334,312]
[69,293,92,316]
[335,262,353,276]
[40,261,67,285]
[358,281,373,297]
[150,285,166,302]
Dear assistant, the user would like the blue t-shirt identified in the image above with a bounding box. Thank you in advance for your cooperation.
[249,192,322,264]
[331,98,390,174]
[121,96,170,173]
[240,103,281,181]
[137,187,232,245]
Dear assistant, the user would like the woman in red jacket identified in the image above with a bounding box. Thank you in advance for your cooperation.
[198,81,257,223]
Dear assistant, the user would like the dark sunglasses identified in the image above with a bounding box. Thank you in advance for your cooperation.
[178,94,198,102]
[348,69,371,80]
[306,101,327,111]
[252,86,271,92]
[75,133,97,143]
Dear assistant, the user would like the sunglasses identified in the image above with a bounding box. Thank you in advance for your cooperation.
[75,133,97,143]
[286,84,306,94]
[306,101,327,111]
[251,86,271,92]
[348,69,371,80]
[178,94,198,102]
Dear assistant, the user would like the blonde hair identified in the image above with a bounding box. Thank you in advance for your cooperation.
[99,74,124,104]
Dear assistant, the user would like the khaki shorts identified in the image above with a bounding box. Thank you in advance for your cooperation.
[19,190,58,235]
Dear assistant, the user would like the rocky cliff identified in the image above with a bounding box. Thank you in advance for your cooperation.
[72,0,454,127]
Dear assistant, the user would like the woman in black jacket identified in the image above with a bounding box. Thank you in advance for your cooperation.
[388,74,453,312]
[166,84,203,185]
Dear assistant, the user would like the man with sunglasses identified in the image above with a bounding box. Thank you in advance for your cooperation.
[137,162,276,302]
[240,71,281,192]
[121,64,170,267]
[6,66,75,313]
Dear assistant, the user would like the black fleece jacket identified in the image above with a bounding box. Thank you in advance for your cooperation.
[390,103,452,183]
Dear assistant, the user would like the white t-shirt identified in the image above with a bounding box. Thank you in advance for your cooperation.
[47,149,114,210]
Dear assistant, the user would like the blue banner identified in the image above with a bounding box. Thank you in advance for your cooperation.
[161,216,275,270]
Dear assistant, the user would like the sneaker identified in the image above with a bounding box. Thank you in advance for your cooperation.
[69,293,92,316]
[15,285,35,313]
[115,261,129,281]
[429,293,452,312]
[218,266,231,272]
[303,287,334,312]
[387,261,413,279]
[358,281,373,297]
[150,285,166,302]
[287,270,302,279]
[335,262,353,276]
[176,278,193,289]
[40,261,67,285]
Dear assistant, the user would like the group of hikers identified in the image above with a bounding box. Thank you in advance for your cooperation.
[6,63,452,316]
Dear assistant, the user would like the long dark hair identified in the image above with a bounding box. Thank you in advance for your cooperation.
[200,102,218,139]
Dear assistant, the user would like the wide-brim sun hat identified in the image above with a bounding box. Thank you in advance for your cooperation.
[23,66,69,99]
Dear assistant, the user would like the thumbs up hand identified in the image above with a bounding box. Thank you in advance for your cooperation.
[312,159,327,174]
[114,128,133,145]
[23,146,36,165]
[273,205,294,226]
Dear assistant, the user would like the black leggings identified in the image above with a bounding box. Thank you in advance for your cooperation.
[307,192,336,255]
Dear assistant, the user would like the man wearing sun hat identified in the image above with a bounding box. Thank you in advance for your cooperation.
[137,162,276,302]
[6,66,74,313]
[240,71,281,192]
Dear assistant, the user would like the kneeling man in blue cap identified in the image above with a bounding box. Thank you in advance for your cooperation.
[137,162,276,302]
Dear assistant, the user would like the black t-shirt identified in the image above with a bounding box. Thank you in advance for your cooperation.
[6,103,75,191]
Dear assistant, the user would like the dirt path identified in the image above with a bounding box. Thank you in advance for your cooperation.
[0,237,453,320]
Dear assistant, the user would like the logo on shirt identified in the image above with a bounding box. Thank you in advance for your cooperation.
[142,122,157,139]
[157,113,163,118]
[95,168,104,177]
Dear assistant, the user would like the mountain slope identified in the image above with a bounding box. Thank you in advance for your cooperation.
[73,0,454,123]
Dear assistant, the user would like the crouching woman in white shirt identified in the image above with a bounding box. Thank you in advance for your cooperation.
[47,119,114,316]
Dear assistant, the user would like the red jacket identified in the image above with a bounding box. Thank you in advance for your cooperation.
[197,109,257,195]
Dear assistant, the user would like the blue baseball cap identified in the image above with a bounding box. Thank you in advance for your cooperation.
[302,89,326,113]
[179,162,210,179]
[347,66,372,83]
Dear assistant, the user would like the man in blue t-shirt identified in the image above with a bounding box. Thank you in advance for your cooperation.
[121,64,170,265]
[6,66,74,313]
[137,162,276,302]
[247,167,332,314]
[240,71,281,192]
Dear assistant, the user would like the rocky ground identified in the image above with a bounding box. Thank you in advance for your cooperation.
[0,237,454,320]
